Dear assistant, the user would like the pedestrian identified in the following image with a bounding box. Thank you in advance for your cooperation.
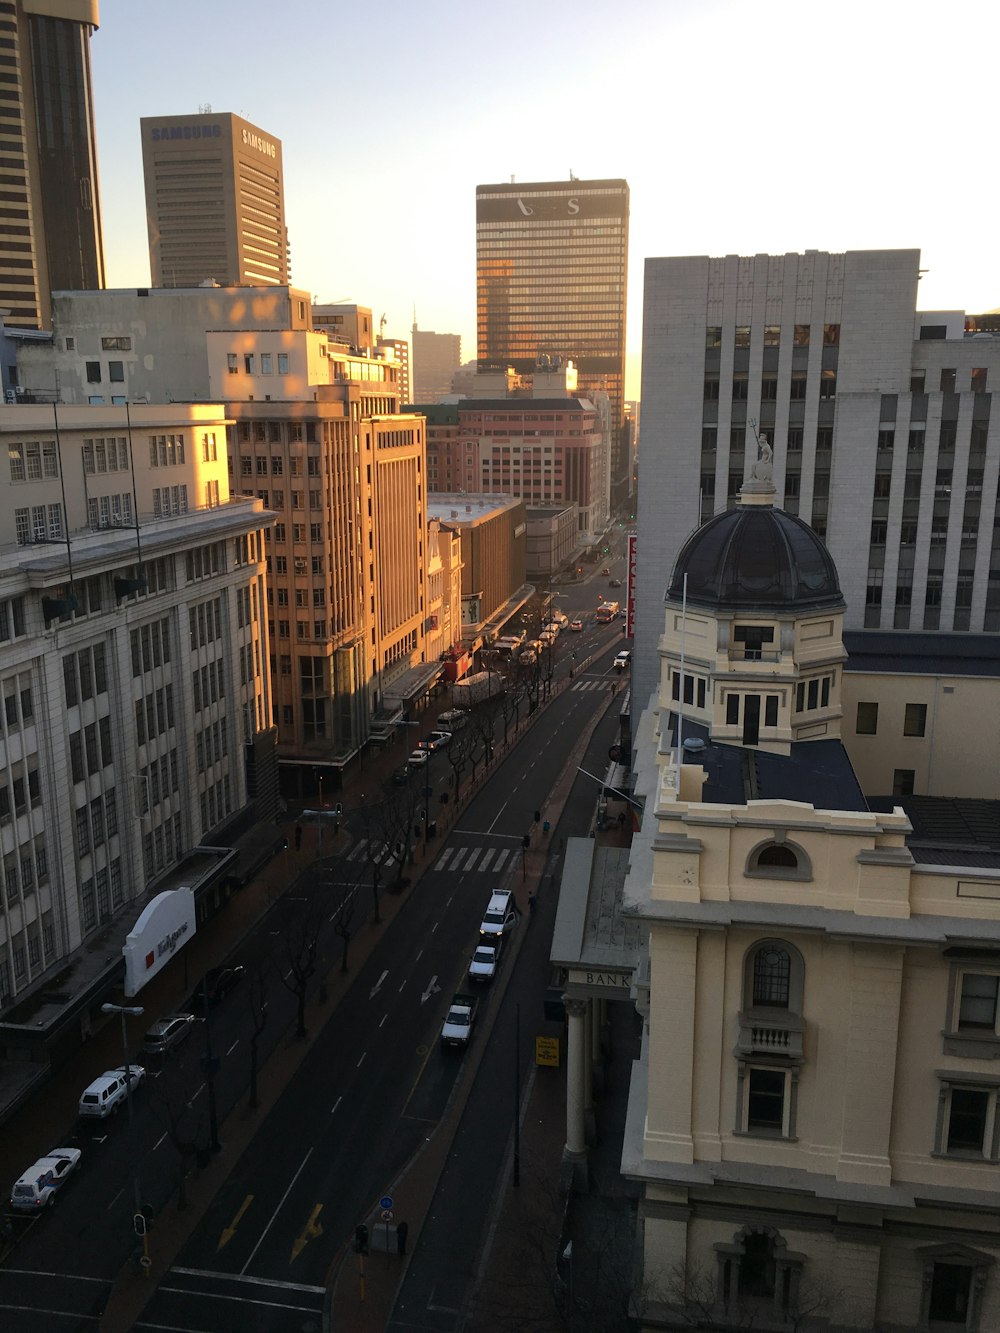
[543,819,550,835]
[397,1221,408,1256]
[617,810,626,830]
[534,808,541,824]
[528,892,537,917]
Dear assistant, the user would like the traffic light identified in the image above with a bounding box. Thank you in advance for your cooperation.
[334,802,343,817]
[354,1224,369,1254]
[522,833,530,849]
[133,1212,147,1237]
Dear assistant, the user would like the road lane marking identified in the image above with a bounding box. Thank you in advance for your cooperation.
[379,1013,388,1028]
[433,847,454,870]
[494,849,511,872]
[398,979,407,992]
[172,1266,326,1294]
[226,1039,239,1056]
[290,1203,324,1262]
[331,1096,342,1115]
[0,1305,99,1323]
[369,970,388,1000]
[463,848,481,870]
[217,1194,254,1251]
[485,799,509,833]
[240,1147,314,1275]
[420,975,440,1004]
[479,849,495,872]
[154,1132,168,1150]
[430,921,438,932]
[357,1051,366,1068]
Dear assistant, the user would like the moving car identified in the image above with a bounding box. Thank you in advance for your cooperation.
[613,649,631,671]
[468,940,502,982]
[195,965,245,1008]
[10,1149,81,1211]
[437,708,468,730]
[480,888,517,940]
[609,577,623,588]
[417,730,452,752]
[142,1012,196,1056]
[78,1065,144,1120]
[601,566,611,575]
[407,748,430,768]
[570,618,584,632]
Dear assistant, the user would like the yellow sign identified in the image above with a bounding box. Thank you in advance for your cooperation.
[535,1036,560,1067]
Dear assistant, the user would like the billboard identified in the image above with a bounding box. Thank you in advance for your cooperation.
[626,533,637,637]
[123,888,196,997]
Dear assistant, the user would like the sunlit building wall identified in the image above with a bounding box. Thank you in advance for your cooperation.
[412,325,461,403]
[475,178,628,505]
[140,112,290,288]
[0,1,104,331]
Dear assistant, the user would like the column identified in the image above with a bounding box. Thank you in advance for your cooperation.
[583,1000,594,1113]
[565,997,588,1157]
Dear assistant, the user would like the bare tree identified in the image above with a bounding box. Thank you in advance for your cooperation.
[147,1065,205,1210]
[333,886,358,973]
[246,962,269,1110]
[275,896,324,1038]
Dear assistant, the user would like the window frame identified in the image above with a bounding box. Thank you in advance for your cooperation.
[856,701,879,735]
[746,839,812,882]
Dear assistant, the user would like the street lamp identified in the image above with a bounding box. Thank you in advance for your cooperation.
[101,1001,144,1211]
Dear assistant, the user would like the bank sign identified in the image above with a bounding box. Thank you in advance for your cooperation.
[123,888,196,997]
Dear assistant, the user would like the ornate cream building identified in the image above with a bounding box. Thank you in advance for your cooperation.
[622,455,1000,1330]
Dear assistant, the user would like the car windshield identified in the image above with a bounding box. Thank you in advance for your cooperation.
[473,949,493,963]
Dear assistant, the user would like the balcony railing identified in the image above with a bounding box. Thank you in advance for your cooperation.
[736,1008,804,1059]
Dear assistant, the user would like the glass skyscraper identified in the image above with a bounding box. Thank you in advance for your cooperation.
[475,178,629,504]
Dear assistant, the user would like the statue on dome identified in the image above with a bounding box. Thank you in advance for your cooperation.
[751,433,773,483]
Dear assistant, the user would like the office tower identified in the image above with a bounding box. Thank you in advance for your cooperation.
[411,324,461,402]
[140,112,289,288]
[633,248,1000,715]
[377,335,410,406]
[0,0,104,330]
[475,178,628,503]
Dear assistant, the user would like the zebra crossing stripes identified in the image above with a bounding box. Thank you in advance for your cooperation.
[345,838,396,868]
[570,677,616,691]
[432,845,513,874]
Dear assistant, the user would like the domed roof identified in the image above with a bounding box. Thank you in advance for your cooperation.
[668,504,843,612]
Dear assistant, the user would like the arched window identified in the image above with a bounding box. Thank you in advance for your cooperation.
[714,1227,806,1317]
[753,945,791,1008]
[746,837,812,881]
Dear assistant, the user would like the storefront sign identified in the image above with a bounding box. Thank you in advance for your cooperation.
[568,967,633,993]
[123,888,196,997]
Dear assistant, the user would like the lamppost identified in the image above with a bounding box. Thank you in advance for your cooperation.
[101,1001,144,1212]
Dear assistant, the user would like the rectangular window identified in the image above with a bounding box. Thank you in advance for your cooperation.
[904,702,927,737]
[892,768,915,797]
[807,679,818,710]
[946,1087,992,1155]
[764,695,778,727]
[789,376,807,401]
[971,367,988,393]
[726,694,739,725]
[86,361,101,383]
[940,368,957,393]
[856,702,878,735]
[277,353,289,374]
[746,1068,786,1133]
[793,325,810,346]
[958,974,999,1031]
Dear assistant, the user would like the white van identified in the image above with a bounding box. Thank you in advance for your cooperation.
[10,1148,81,1210]
[78,1065,144,1120]
[480,888,517,940]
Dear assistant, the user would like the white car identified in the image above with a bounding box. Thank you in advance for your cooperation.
[10,1148,81,1211]
[613,650,632,672]
[78,1064,145,1120]
[417,730,452,752]
[469,941,501,982]
[437,709,468,730]
[408,749,430,767]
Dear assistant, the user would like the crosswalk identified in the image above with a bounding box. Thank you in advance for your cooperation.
[345,838,398,868]
[570,677,617,691]
[432,844,516,874]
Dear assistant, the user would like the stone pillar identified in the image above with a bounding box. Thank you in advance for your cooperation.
[583,1001,594,1112]
[836,944,903,1187]
[565,997,588,1165]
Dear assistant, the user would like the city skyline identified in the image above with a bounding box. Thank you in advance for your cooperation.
[91,0,998,401]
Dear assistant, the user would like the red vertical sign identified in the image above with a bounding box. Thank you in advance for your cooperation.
[626,533,637,637]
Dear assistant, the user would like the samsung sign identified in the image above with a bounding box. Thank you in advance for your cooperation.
[150,123,221,142]
[242,128,277,158]
[123,888,196,997]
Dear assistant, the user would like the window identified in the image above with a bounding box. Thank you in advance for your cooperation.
[789,376,807,400]
[260,353,272,374]
[893,769,915,797]
[819,370,837,399]
[277,353,289,374]
[705,327,722,348]
[244,354,255,374]
[746,840,811,880]
[752,945,790,1007]
[227,353,238,374]
[856,702,878,734]
[904,702,927,737]
[823,323,840,345]
[747,1068,787,1133]
[108,361,124,382]
[703,376,720,401]
[942,1084,996,1156]
[86,361,101,382]
[732,376,749,401]
[940,368,957,393]
[971,367,988,393]
[726,694,739,725]
[958,974,999,1032]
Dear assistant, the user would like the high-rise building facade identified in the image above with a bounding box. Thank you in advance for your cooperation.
[411,324,461,403]
[0,0,105,330]
[140,112,289,289]
[476,178,628,501]
[634,249,1000,715]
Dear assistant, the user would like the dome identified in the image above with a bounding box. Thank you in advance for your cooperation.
[668,505,843,612]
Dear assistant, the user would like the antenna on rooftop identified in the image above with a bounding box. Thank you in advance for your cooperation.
[198,103,212,114]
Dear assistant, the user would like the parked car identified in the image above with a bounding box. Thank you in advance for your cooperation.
[469,940,502,982]
[407,748,430,768]
[194,965,245,1008]
[78,1065,144,1120]
[609,577,623,588]
[437,708,469,730]
[10,1148,81,1211]
[519,649,537,666]
[613,650,631,672]
[570,618,584,632]
[142,1012,196,1056]
[417,730,452,752]
[392,761,413,784]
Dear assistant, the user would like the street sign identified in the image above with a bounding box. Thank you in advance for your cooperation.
[535,1035,560,1067]
[379,1194,393,1210]
[380,1208,394,1223]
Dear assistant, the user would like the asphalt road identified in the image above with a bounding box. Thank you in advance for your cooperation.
[0,550,630,1333]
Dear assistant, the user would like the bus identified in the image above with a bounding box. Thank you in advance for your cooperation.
[595,601,620,623]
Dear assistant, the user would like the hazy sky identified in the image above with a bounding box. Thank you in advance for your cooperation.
[94,0,998,400]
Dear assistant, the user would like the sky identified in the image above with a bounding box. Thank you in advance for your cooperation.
[93,0,999,401]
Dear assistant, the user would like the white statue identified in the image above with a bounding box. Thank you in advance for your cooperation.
[751,433,773,482]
